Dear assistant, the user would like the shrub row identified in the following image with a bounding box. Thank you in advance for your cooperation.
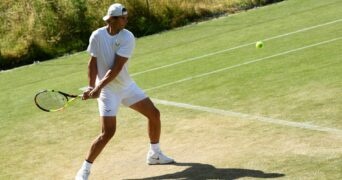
[0,0,283,70]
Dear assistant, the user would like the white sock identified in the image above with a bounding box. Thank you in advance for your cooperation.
[81,160,92,171]
[150,143,161,153]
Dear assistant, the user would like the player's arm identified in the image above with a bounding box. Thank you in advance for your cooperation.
[88,56,98,88]
[83,56,98,100]
[89,54,128,98]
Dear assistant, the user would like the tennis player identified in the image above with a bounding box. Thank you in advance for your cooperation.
[75,3,174,180]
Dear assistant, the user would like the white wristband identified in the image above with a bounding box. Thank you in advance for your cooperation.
[86,86,94,91]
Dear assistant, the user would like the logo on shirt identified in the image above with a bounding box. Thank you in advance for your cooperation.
[113,40,120,51]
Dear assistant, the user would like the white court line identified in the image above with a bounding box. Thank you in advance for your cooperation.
[145,37,342,92]
[132,18,342,76]
[153,99,342,134]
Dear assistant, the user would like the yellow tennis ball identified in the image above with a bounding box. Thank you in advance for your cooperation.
[256,41,264,48]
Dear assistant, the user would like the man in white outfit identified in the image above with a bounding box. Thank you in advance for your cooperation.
[75,3,174,180]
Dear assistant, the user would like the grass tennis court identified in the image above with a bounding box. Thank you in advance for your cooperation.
[0,0,341,179]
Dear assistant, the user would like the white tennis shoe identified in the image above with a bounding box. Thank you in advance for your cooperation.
[146,150,175,165]
[75,168,90,180]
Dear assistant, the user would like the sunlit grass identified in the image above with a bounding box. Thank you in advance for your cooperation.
[0,0,341,179]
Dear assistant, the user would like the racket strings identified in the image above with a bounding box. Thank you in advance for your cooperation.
[35,91,68,111]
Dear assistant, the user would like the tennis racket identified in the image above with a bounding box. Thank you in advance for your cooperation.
[34,90,82,112]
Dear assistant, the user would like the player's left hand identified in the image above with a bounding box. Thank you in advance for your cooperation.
[89,87,101,99]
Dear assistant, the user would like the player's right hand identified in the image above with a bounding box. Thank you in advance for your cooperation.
[82,91,91,100]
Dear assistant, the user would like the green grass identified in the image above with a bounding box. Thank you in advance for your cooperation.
[1,0,341,179]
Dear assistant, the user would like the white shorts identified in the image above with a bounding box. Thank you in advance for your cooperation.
[97,83,147,116]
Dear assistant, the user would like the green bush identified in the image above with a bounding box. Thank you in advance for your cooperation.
[0,0,283,70]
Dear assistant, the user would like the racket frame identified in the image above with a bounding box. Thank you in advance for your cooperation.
[34,90,81,112]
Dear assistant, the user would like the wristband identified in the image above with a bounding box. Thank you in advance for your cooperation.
[86,86,94,91]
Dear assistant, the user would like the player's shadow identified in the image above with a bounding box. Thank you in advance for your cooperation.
[129,162,285,180]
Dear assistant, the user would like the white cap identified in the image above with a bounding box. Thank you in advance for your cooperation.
[102,3,128,21]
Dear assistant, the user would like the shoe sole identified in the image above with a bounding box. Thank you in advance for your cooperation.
[147,160,175,165]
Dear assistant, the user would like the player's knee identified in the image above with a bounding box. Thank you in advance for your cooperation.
[102,129,115,141]
[150,107,160,120]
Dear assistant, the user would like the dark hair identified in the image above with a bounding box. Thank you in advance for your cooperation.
[122,8,127,14]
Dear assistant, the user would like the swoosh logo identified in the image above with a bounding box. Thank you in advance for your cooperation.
[151,157,159,160]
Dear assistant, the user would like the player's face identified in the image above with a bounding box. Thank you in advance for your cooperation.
[118,15,128,27]
[109,15,128,29]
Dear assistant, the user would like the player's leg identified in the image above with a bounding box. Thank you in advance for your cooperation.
[86,116,116,162]
[75,116,116,180]
[129,98,161,143]
[129,98,174,164]
[76,90,120,180]
[122,83,174,164]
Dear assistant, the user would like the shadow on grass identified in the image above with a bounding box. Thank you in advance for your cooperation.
[127,162,285,180]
